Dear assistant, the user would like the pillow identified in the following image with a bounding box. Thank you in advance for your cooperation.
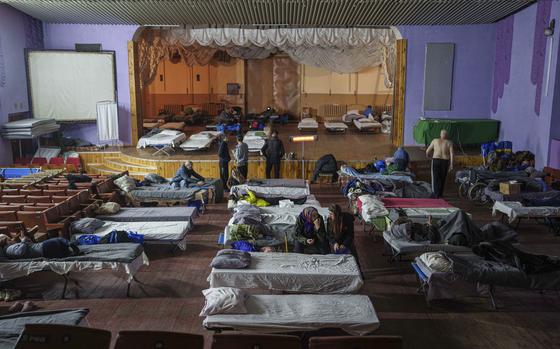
[419,252,452,272]
[216,249,251,258]
[211,254,251,269]
[70,218,105,235]
[96,202,121,215]
[160,129,181,136]
[114,175,137,193]
[200,287,248,316]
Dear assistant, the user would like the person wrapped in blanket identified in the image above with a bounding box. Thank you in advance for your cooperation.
[0,234,80,259]
[294,207,329,254]
[327,204,357,257]
[170,160,205,189]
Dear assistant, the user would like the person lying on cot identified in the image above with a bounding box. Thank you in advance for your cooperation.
[294,207,329,254]
[327,204,357,256]
[0,234,80,259]
[170,160,205,189]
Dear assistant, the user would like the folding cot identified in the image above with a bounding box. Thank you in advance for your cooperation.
[180,131,220,151]
[231,179,310,201]
[96,206,197,223]
[324,122,348,133]
[208,252,362,294]
[492,201,560,232]
[203,294,379,335]
[136,129,187,156]
[0,243,147,298]
[72,220,193,251]
[353,118,382,133]
[243,130,267,153]
[297,118,318,132]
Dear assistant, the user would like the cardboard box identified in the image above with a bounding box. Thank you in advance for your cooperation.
[499,182,521,195]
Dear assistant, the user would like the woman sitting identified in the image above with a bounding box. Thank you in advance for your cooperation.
[294,207,329,254]
[327,204,358,257]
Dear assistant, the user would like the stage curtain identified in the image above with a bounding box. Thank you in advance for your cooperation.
[139,27,397,88]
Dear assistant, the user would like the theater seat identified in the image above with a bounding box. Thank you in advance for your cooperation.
[211,334,300,349]
[114,331,203,349]
[15,324,111,349]
[308,336,403,349]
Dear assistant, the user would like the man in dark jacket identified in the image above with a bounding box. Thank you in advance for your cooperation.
[170,160,205,189]
[261,130,285,179]
[217,133,230,188]
[311,154,338,183]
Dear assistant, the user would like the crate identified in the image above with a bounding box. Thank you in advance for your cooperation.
[499,182,521,195]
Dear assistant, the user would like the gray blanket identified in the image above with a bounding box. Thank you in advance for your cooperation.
[245,179,307,188]
[446,253,560,290]
[96,207,197,222]
[0,243,143,264]
[0,308,89,349]
[129,184,199,200]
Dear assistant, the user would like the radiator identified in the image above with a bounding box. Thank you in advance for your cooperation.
[202,102,225,116]
[161,104,184,115]
[319,104,347,119]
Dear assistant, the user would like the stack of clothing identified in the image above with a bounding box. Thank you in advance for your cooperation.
[1,118,59,139]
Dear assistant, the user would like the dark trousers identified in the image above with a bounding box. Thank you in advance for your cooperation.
[266,160,281,179]
[431,158,450,198]
[238,164,248,179]
[219,159,229,188]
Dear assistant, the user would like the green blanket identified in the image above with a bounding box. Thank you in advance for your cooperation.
[413,118,500,146]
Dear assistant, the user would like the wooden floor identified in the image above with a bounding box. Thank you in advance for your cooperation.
[4,181,560,349]
[131,123,394,161]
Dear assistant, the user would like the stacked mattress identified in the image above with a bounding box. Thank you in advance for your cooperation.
[1,118,59,139]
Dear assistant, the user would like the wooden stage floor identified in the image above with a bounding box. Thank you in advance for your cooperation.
[129,123,394,161]
[4,182,560,349]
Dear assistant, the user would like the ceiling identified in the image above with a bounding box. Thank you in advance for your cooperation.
[2,0,535,26]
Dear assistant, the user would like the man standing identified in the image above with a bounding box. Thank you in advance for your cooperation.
[217,133,230,188]
[261,130,285,179]
[426,129,454,198]
[170,160,205,189]
[235,134,249,179]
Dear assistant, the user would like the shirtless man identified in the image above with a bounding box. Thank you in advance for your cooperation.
[426,129,454,198]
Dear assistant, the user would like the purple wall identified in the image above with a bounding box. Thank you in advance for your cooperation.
[398,24,496,145]
[491,1,560,167]
[43,23,139,145]
[0,5,43,165]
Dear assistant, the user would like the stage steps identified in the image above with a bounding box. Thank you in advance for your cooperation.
[87,163,152,179]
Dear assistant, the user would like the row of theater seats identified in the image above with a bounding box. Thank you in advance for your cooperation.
[13,157,82,171]
[0,173,122,239]
[15,325,403,349]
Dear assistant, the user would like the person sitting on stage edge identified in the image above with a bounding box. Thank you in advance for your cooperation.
[426,129,454,198]
[261,130,285,179]
[294,207,329,255]
[170,160,205,189]
[235,134,249,179]
[311,154,338,183]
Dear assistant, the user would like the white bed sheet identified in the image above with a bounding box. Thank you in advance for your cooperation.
[353,118,382,131]
[0,253,148,282]
[137,131,186,149]
[203,294,379,335]
[383,231,469,255]
[180,131,219,151]
[73,221,191,247]
[492,201,560,223]
[208,252,362,293]
[298,118,318,130]
[234,185,310,198]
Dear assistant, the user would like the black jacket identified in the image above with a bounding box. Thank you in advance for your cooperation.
[328,212,355,247]
[218,140,231,161]
[261,138,285,162]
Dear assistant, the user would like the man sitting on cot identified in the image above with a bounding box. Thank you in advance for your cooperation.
[170,160,205,189]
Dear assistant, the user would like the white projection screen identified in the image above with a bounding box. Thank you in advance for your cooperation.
[27,50,116,121]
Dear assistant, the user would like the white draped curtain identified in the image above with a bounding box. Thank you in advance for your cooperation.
[138,27,397,88]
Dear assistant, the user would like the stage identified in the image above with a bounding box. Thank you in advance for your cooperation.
[78,123,482,180]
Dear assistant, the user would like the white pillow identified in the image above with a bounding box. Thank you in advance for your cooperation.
[420,252,452,272]
[200,287,249,316]
[347,109,360,115]
[160,129,181,136]
[190,132,213,140]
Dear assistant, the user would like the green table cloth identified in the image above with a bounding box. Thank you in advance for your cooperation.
[413,118,500,146]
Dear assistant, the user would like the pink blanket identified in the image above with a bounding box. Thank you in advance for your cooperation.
[382,198,453,208]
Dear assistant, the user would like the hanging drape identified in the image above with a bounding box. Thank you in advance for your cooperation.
[138,27,397,88]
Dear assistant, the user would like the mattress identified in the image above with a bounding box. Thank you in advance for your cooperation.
[33,147,61,161]
[2,118,55,129]
[208,252,362,294]
[342,112,364,123]
[232,180,310,199]
[180,131,219,151]
[492,201,560,223]
[298,118,318,130]
[160,122,185,130]
[324,122,348,132]
[383,230,469,256]
[483,187,552,202]
[382,198,453,208]
[244,131,267,152]
[73,221,191,245]
[203,294,379,335]
[137,131,187,149]
[223,205,329,245]
[0,243,147,282]
[96,206,197,223]
[128,185,200,201]
[353,118,382,131]
[0,309,89,349]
